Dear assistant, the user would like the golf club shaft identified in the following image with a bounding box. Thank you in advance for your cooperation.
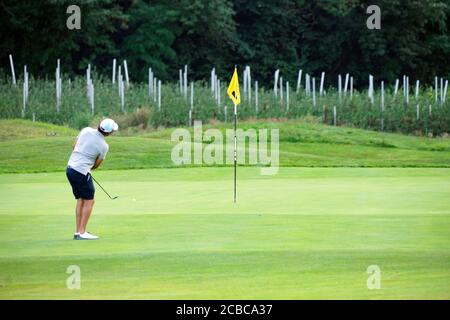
[91,175,115,199]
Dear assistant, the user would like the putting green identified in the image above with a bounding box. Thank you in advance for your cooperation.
[0,167,449,299]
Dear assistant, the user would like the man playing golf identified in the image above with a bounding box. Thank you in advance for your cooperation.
[66,118,118,240]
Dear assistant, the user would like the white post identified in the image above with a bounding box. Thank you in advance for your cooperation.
[333,106,337,126]
[214,75,218,101]
[243,68,247,97]
[255,81,259,113]
[274,69,280,97]
[148,68,152,98]
[404,75,407,97]
[305,74,310,96]
[218,79,221,109]
[112,59,116,84]
[86,65,91,98]
[286,81,289,112]
[435,77,438,103]
[9,54,16,86]
[394,79,399,96]
[406,76,409,105]
[416,104,420,120]
[118,74,122,100]
[280,77,283,103]
[443,80,448,103]
[350,77,353,98]
[22,65,27,117]
[369,75,374,104]
[158,80,161,111]
[338,75,342,102]
[189,109,192,126]
[90,84,94,115]
[381,81,385,131]
[211,68,215,93]
[184,65,188,100]
[415,80,420,100]
[123,60,130,87]
[320,72,325,96]
[190,81,194,110]
[117,65,121,94]
[179,69,183,94]
[248,66,252,103]
[25,67,29,104]
[440,78,444,105]
[312,77,316,107]
[296,70,303,93]
[154,79,157,102]
[120,77,124,112]
[344,73,349,95]
[56,60,61,113]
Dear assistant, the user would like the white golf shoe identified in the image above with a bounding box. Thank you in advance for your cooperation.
[75,232,99,240]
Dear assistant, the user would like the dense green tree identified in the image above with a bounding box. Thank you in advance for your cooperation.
[0,0,449,86]
[0,0,126,76]
[169,0,237,80]
[120,0,177,81]
[232,0,303,84]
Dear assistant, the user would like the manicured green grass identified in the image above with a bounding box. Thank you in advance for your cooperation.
[1,119,449,174]
[0,167,449,299]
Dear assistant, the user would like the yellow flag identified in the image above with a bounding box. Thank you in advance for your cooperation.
[227,68,241,106]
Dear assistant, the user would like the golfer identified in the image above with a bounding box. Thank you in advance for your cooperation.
[66,118,118,240]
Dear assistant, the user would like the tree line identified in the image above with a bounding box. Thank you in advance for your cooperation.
[1,0,449,88]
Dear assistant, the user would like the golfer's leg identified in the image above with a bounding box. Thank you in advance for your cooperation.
[79,199,95,234]
[76,199,84,233]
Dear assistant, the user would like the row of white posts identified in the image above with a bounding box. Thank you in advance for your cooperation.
[179,65,188,100]
[6,54,450,120]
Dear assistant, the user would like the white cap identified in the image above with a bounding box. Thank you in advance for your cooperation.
[99,118,119,133]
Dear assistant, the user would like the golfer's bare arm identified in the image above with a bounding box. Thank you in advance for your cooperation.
[91,157,103,170]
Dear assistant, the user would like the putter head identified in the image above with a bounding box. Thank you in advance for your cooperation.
[112,196,119,200]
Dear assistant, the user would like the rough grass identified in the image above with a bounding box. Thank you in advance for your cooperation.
[0,119,450,173]
[0,119,76,141]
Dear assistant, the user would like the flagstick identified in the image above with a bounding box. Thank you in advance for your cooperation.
[234,98,237,203]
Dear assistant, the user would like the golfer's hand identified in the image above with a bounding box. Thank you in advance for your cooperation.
[92,157,103,170]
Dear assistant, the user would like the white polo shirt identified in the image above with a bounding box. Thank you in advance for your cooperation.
[68,127,109,175]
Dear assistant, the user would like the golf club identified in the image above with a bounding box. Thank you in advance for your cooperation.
[91,175,118,200]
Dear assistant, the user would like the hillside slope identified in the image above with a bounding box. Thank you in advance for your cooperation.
[0,119,449,173]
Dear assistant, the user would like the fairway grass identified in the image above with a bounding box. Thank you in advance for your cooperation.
[0,167,449,299]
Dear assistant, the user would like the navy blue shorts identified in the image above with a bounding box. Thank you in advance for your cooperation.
[66,167,95,200]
